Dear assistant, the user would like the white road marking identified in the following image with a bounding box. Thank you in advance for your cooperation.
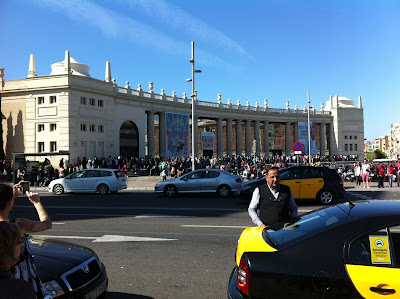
[34,234,178,242]
[15,205,245,211]
[52,222,65,225]
[182,225,248,228]
[56,213,190,218]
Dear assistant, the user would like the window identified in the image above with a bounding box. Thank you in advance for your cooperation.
[81,97,87,105]
[354,136,358,140]
[38,142,44,153]
[345,144,348,151]
[38,97,45,104]
[90,125,96,132]
[344,136,348,140]
[50,141,57,152]
[38,124,45,132]
[90,98,96,106]
[98,125,104,133]
[81,124,87,131]
[350,144,353,151]
[50,123,57,131]
[98,99,104,107]
[355,144,358,151]
[50,96,56,103]
[350,136,353,140]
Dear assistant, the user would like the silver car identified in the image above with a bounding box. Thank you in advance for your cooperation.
[48,168,127,195]
[154,169,242,198]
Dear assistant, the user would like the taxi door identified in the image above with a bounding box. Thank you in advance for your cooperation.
[299,167,324,199]
[345,226,400,298]
[279,168,300,199]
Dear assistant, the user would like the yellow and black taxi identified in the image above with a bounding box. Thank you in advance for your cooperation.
[228,200,400,298]
[239,166,345,204]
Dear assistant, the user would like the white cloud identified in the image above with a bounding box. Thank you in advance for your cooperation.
[37,0,243,71]
[119,0,249,57]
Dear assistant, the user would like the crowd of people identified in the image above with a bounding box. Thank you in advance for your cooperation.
[0,153,365,186]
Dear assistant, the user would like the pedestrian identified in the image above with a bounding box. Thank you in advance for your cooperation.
[395,160,400,187]
[248,167,298,230]
[0,182,52,298]
[0,221,35,299]
[361,160,371,189]
[377,162,385,188]
[354,162,362,188]
[387,162,395,188]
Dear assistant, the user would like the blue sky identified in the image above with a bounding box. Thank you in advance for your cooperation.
[1,0,399,141]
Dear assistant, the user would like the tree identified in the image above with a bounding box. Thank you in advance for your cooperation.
[374,149,387,159]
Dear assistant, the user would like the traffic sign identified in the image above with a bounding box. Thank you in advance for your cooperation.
[294,151,302,155]
[293,141,304,151]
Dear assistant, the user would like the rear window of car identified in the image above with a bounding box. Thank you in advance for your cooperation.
[101,171,113,177]
[265,206,354,248]
[204,170,220,178]
[114,170,125,178]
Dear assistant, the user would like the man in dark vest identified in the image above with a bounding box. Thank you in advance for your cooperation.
[248,167,298,229]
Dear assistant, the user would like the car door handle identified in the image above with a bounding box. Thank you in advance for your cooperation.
[295,182,300,184]
[370,287,396,294]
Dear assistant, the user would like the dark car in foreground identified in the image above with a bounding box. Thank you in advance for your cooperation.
[30,236,108,298]
[228,200,400,298]
[239,166,345,204]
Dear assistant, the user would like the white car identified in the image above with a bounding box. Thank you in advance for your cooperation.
[48,168,127,195]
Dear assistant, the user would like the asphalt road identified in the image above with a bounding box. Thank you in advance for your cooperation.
[10,187,400,299]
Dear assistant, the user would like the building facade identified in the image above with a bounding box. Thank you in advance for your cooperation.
[1,51,365,165]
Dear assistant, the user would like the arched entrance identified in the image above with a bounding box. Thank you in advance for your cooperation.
[120,121,139,158]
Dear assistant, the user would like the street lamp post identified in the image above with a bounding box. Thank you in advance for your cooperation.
[0,68,5,160]
[187,41,201,171]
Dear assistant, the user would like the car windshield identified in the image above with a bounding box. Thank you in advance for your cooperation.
[265,205,355,248]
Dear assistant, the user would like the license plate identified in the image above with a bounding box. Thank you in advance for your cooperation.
[85,279,107,299]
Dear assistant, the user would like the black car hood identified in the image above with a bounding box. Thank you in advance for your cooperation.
[29,236,96,282]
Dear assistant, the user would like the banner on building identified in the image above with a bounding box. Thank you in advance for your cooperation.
[166,112,190,157]
[298,122,318,156]
[201,132,215,150]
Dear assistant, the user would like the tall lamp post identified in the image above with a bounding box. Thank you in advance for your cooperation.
[186,41,202,171]
[0,68,5,160]
[307,90,314,165]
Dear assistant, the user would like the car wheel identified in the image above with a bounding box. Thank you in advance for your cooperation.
[318,190,334,205]
[217,185,231,198]
[97,184,109,195]
[53,184,64,195]
[164,185,177,197]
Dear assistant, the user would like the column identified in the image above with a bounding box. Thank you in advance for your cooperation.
[320,122,326,156]
[217,118,223,157]
[294,122,299,143]
[236,120,242,155]
[285,121,291,156]
[159,112,166,157]
[226,118,233,156]
[263,121,269,156]
[245,119,252,156]
[147,111,155,157]
[254,121,260,156]
[193,116,199,157]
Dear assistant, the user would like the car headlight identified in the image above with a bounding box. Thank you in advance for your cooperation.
[42,280,65,298]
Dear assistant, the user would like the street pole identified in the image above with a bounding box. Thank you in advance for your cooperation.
[0,68,5,160]
[187,41,201,172]
[307,90,311,165]
[191,42,195,171]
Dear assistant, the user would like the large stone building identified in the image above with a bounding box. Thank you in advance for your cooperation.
[0,51,365,165]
